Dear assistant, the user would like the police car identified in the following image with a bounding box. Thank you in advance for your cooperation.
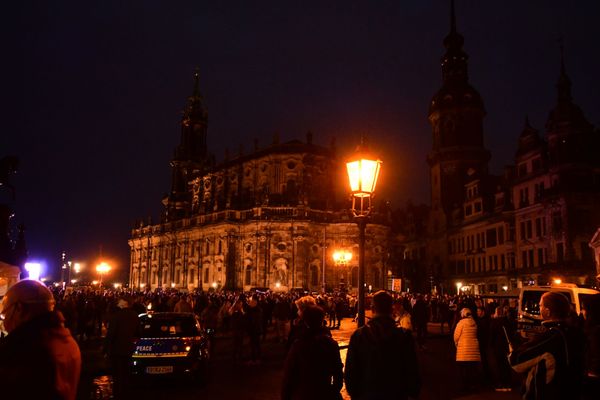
[131,312,210,379]
[517,283,598,338]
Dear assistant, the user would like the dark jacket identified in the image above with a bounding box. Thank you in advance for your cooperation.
[344,316,420,400]
[105,306,140,358]
[0,311,81,400]
[509,320,585,400]
[281,326,343,400]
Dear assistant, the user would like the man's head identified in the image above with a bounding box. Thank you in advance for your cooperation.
[539,292,571,321]
[1,279,55,333]
[302,305,325,329]
[372,290,393,317]
[476,307,485,318]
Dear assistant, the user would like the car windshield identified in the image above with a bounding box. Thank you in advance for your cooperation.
[521,290,571,316]
[139,315,199,337]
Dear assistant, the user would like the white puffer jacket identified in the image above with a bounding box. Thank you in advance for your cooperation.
[454,316,481,362]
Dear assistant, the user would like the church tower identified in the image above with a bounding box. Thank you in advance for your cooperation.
[166,69,210,220]
[427,0,490,229]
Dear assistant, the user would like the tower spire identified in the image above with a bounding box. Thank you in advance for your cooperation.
[556,37,572,104]
[450,0,456,34]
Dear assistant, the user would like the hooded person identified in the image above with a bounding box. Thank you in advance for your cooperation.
[281,305,343,400]
[0,279,81,400]
[344,290,420,400]
[104,295,139,398]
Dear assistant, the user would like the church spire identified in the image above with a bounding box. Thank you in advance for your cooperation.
[441,0,468,84]
[556,39,572,104]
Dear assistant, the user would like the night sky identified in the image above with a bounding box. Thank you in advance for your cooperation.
[4,0,600,281]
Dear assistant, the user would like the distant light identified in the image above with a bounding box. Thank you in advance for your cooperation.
[211,282,217,289]
[25,262,42,281]
[73,263,81,273]
[502,285,508,292]
[71,279,77,284]
[275,282,281,289]
[147,303,152,310]
[96,262,111,274]
[53,282,60,287]
[113,283,122,289]
[41,277,48,282]
[140,283,146,288]
[185,346,191,352]
[171,283,175,288]
[553,278,562,285]
[92,280,99,285]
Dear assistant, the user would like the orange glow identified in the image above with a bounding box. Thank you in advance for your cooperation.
[333,249,353,265]
[346,158,382,197]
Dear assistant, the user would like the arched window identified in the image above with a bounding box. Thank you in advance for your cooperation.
[310,265,319,286]
[351,267,358,287]
[245,265,252,285]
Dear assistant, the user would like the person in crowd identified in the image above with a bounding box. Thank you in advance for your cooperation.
[104,296,140,399]
[476,306,492,386]
[281,305,343,400]
[509,292,585,400]
[334,296,346,329]
[229,297,246,365]
[174,294,193,313]
[0,279,81,400]
[287,295,318,350]
[454,307,481,393]
[246,295,263,365]
[344,290,420,400]
[200,299,220,355]
[326,296,337,328]
[582,293,600,399]
[393,300,412,331]
[273,295,291,343]
[412,294,428,350]
[489,305,513,392]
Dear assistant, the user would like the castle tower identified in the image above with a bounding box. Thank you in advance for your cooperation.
[427,0,490,228]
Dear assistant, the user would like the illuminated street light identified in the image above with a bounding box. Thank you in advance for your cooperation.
[346,137,382,328]
[275,282,281,289]
[73,263,81,274]
[332,249,353,266]
[502,285,508,292]
[24,262,42,281]
[95,262,111,285]
[456,281,463,294]
[211,281,218,289]
[553,278,562,285]
[92,280,99,285]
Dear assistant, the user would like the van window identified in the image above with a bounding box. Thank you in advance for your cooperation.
[579,294,596,314]
[521,290,571,315]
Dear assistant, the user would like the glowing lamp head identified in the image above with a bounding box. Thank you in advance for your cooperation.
[346,141,382,198]
[24,262,42,280]
[71,279,77,284]
[456,282,463,290]
[113,283,121,289]
[553,278,562,285]
[502,285,508,291]
[96,262,111,274]
[73,263,81,273]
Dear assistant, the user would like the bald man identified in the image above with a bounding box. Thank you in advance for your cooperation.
[0,279,81,400]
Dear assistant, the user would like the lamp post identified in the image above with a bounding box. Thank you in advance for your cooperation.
[345,138,382,327]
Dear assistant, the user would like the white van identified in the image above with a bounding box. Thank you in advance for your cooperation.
[517,283,598,337]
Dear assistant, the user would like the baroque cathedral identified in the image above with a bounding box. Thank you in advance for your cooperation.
[397,3,600,294]
[128,73,391,292]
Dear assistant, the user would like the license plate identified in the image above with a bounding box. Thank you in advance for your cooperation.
[146,366,173,374]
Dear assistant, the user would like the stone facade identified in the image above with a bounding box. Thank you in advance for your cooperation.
[128,73,392,292]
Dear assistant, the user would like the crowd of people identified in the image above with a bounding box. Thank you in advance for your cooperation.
[1,281,599,399]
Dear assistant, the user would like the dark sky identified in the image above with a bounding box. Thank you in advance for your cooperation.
[3,0,600,280]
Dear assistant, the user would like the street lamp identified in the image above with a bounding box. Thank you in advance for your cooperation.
[346,138,382,327]
[333,249,353,291]
[456,281,463,294]
[96,262,111,286]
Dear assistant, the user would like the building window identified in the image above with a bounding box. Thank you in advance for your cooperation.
[204,267,209,283]
[501,254,506,270]
[526,221,533,239]
[537,248,544,267]
[474,201,482,213]
[556,243,564,263]
[486,229,497,247]
[528,250,534,269]
[465,204,472,216]
[522,251,527,268]
[552,212,563,234]
[518,163,527,177]
[245,265,252,285]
